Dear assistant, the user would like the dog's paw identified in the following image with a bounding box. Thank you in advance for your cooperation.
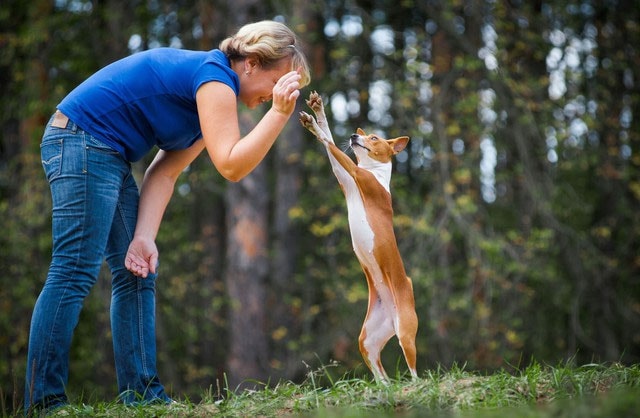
[299,111,315,129]
[306,91,323,112]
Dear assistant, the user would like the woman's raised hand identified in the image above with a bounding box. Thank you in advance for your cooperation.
[271,68,302,116]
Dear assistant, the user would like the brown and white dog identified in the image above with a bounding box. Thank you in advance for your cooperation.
[299,91,418,382]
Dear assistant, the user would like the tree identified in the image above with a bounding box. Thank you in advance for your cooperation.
[209,0,268,389]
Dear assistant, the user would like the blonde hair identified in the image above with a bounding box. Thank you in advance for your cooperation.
[220,20,311,88]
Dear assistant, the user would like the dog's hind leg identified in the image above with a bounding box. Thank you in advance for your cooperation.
[358,266,395,383]
[396,305,419,379]
[359,296,395,383]
[393,277,418,379]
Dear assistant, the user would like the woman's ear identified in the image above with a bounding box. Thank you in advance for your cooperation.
[244,56,259,75]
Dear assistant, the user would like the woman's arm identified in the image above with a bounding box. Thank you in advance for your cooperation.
[125,140,205,277]
[196,70,301,182]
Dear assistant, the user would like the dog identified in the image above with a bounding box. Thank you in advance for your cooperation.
[299,91,418,382]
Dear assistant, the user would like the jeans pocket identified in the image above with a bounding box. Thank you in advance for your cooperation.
[86,135,118,154]
[41,138,63,182]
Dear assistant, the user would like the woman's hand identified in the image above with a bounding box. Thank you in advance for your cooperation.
[124,145,204,278]
[271,69,302,116]
[125,235,158,278]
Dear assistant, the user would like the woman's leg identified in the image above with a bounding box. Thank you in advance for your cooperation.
[106,169,171,405]
[25,123,128,411]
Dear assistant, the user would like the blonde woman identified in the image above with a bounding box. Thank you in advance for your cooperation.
[26,20,310,412]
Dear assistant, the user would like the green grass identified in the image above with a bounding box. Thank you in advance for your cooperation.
[8,362,640,417]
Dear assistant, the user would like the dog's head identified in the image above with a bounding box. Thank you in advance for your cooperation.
[350,128,409,165]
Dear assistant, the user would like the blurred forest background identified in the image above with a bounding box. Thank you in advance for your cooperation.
[1,0,639,407]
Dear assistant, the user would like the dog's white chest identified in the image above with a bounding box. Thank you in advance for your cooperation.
[344,188,375,262]
[344,186,396,310]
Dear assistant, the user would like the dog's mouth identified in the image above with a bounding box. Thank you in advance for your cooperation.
[350,136,370,152]
[351,142,370,152]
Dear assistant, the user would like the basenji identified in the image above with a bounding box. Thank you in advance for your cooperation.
[299,91,418,382]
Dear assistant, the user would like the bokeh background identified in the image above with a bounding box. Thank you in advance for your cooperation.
[1,0,639,407]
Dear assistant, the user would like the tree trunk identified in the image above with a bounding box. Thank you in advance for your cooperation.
[268,3,319,381]
[224,113,270,388]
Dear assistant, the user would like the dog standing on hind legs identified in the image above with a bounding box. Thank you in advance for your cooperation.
[299,91,418,382]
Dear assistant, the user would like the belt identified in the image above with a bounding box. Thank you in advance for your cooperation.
[51,110,70,128]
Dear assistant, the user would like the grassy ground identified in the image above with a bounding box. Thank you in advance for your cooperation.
[9,362,640,417]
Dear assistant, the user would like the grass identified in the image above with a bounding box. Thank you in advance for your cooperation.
[7,361,640,417]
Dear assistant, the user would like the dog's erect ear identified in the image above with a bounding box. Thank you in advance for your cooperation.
[356,128,366,136]
[389,136,410,154]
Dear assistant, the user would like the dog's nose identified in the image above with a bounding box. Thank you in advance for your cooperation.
[350,134,359,140]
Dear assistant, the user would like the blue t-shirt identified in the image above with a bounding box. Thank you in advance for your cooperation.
[58,48,239,162]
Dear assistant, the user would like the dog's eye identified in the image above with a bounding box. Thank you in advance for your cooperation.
[371,136,378,141]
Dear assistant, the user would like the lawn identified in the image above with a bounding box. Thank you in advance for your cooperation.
[10,362,640,417]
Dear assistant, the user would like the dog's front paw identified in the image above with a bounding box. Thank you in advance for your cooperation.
[299,111,315,130]
[306,91,323,113]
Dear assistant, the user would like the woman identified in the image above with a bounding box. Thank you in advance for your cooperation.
[25,20,311,411]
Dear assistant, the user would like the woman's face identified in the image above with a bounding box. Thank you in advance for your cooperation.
[238,58,291,109]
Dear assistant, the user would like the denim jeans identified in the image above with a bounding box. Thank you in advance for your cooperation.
[24,114,170,411]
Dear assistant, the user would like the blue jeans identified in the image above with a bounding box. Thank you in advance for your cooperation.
[24,115,170,411]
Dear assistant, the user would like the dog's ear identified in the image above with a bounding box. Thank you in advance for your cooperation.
[356,128,366,136]
[389,136,410,154]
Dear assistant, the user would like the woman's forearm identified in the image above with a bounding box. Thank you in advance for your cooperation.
[207,107,290,182]
[133,144,204,240]
[134,169,175,241]
[125,145,203,277]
